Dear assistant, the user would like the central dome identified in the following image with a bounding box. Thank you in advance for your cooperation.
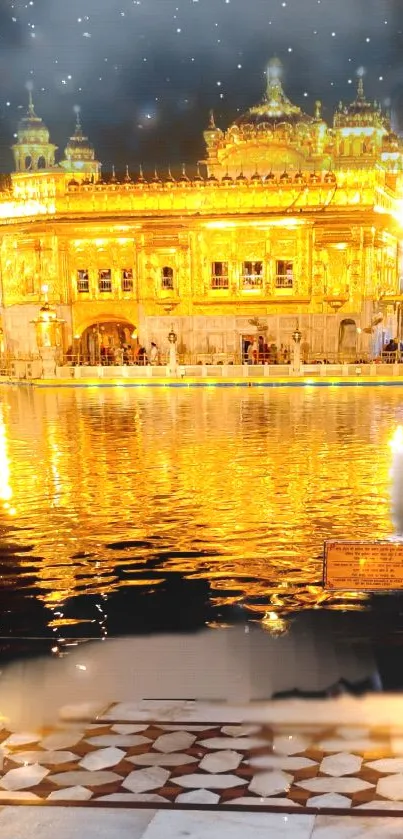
[202,58,328,177]
[236,58,314,129]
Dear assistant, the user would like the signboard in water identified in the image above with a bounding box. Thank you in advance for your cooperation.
[324,540,403,591]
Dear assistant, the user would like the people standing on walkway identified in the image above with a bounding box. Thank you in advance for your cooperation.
[149,342,160,365]
[114,346,124,366]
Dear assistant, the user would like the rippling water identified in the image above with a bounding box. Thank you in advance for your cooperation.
[0,385,400,641]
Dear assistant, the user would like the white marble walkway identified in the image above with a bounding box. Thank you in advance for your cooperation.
[0,807,401,838]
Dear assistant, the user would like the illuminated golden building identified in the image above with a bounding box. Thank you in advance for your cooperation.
[1,58,403,360]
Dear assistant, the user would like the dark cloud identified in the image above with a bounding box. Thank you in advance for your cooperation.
[0,0,401,171]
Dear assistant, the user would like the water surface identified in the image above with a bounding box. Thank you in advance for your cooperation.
[0,385,399,644]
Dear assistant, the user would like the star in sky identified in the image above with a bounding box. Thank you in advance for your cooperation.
[0,0,401,171]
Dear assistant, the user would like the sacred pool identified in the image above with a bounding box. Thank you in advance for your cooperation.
[0,384,399,649]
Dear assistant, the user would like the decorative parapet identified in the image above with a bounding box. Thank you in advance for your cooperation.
[0,168,393,225]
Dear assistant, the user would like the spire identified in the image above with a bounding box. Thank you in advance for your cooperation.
[124,164,132,183]
[28,89,35,116]
[209,109,216,129]
[357,76,365,101]
[266,57,283,101]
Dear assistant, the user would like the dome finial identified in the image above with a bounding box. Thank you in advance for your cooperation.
[73,104,82,130]
[209,109,216,129]
[25,81,35,116]
[124,164,132,183]
[356,67,366,101]
[266,56,283,100]
[315,100,322,120]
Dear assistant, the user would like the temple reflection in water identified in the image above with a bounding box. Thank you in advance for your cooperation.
[0,385,398,639]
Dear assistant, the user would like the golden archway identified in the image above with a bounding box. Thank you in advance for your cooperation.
[73,318,137,364]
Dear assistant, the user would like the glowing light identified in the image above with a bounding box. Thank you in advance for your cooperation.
[389,427,403,453]
[0,408,13,507]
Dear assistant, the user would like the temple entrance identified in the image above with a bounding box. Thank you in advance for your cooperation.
[76,320,137,365]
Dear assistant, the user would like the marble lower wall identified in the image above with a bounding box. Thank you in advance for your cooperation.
[2,304,73,355]
[2,304,379,358]
[140,312,372,360]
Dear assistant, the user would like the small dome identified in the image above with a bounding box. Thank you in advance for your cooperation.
[280,170,291,183]
[207,172,218,183]
[236,171,247,182]
[221,170,233,184]
[334,77,390,132]
[136,165,147,184]
[204,110,223,144]
[324,171,336,184]
[178,164,190,184]
[68,178,79,188]
[294,171,305,184]
[251,171,262,183]
[193,164,205,183]
[164,167,176,184]
[16,94,51,145]
[265,171,276,182]
[64,114,95,163]
[310,171,320,183]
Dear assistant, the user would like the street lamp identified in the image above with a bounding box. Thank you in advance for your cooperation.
[167,325,178,376]
[292,323,302,345]
[168,326,177,345]
[31,302,65,378]
[291,320,303,374]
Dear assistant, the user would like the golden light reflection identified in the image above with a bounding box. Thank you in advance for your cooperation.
[389,426,403,453]
[261,610,289,636]
[0,405,14,514]
[0,386,396,633]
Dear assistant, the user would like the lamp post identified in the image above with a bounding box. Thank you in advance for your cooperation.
[31,302,65,378]
[167,325,178,376]
[291,321,303,375]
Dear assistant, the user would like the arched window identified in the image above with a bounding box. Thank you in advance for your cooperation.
[161,266,174,290]
[37,156,46,170]
[24,156,32,171]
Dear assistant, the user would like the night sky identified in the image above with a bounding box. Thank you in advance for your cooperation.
[0,0,401,172]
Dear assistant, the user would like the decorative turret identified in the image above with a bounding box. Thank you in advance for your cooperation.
[60,108,101,178]
[334,74,389,130]
[333,74,390,162]
[203,111,223,149]
[11,90,57,172]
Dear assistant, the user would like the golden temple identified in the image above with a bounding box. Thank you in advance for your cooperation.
[1,58,403,362]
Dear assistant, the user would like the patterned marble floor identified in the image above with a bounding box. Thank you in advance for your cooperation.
[1,700,403,817]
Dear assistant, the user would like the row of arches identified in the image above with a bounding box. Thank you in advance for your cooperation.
[69,317,360,359]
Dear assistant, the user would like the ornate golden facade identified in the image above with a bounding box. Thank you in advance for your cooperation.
[0,59,403,360]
